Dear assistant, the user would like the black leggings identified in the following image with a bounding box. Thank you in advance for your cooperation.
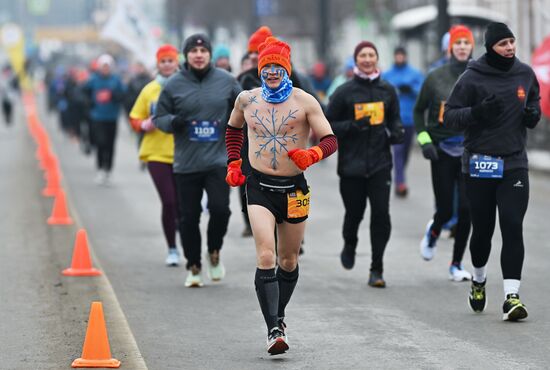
[93,120,117,171]
[174,168,231,269]
[340,168,391,273]
[465,168,529,280]
[430,151,470,264]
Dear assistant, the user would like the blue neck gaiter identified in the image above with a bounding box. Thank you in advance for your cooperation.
[261,70,293,103]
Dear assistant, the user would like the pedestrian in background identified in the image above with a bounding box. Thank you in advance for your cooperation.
[154,34,242,287]
[444,22,540,321]
[129,45,180,267]
[327,40,404,288]
[382,47,424,198]
[414,25,475,282]
[84,54,126,185]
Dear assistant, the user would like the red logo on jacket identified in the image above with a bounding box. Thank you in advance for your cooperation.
[517,86,526,102]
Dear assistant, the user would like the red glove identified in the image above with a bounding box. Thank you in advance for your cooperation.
[287,146,323,171]
[226,159,246,187]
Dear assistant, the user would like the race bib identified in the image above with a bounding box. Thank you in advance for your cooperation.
[149,102,157,116]
[96,89,112,104]
[469,154,503,178]
[188,120,220,142]
[354,102,385,125]
[438,101,445,124]
[287,189,310,219]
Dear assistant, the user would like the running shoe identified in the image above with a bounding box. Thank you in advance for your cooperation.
[94,170,107,185]
[165,248,181,267]
[267,327,289,355]
[206,250,225,281]
[420,220,438,261]
[340,244,356,270]
[395,183,408,198]
[468,279,487,313]
[449,264,472,282]
[502,293,528,321]
[368,271,386,288]
[184,266,203,288]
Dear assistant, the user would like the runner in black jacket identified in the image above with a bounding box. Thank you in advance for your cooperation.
[444,23,540,321]
[326,40,404,287]
[414,25,475,282]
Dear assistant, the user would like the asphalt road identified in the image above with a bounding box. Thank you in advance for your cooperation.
[2,96,549,369]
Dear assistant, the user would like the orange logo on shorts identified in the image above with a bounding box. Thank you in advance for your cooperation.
[517,86,526,101]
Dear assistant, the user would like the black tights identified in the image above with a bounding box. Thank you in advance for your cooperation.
[465,168,529,280]
[430,151,471,264]
[339,169,391,273]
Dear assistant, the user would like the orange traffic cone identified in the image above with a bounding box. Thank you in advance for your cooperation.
[42,166,61,197]
[71,302,121,368]
[47,189,73,225]
[62,229,102,276]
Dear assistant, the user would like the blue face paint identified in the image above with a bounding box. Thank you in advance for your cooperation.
[260,66,293,104]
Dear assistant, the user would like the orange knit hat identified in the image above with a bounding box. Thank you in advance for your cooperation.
[258,37,292,76]
[156,44,179,63]
[248,26,273,53]
[448,25,474,51]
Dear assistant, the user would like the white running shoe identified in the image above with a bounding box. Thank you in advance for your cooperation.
[184,266,203,288]
[206,250,225,281]
[420,220,437,261]
[449,264,472,282]
[94,170,107,185]
[165,248,181,267]
[267,327,288,355]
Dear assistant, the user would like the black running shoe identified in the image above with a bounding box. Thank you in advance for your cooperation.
[267,327,288,355]
[368,271,386,288]
[468,280,487,313]
[502,293,528,321]
[340,244,356,270]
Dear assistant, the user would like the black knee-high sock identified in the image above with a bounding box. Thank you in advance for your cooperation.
[255,268,279,331]
[277,265,299,319]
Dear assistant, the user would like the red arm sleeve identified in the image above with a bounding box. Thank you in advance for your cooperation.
[226,125,244,163]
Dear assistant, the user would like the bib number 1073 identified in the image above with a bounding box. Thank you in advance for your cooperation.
[469,154,503,179]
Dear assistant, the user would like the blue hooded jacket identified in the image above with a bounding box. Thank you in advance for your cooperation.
[382,64,424,126]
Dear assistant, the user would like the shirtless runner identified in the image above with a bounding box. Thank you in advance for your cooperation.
[224,37,338,355]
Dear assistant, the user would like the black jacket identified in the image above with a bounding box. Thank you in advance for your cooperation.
[326,75,404,177]
[444,55,541,172]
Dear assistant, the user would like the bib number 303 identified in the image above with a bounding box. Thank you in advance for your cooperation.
[469,154,503,179]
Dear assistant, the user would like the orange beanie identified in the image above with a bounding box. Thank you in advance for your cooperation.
[449,25,474,51]
[258,37,292,76]
[156,44,179,63]
[248,26,273,53]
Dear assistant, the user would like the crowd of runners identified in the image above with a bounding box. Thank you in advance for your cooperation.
[32,21,541,355]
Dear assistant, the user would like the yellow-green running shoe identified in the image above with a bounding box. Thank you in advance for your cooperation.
[502,293,528,321]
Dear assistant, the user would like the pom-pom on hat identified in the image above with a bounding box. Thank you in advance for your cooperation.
[257,36,292,76]
[248,26,273,53]
[156,44,179,63]
[448,25,474,51]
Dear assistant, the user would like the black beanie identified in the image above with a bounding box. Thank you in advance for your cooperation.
[183,33,212,56]
[484,22,514,50]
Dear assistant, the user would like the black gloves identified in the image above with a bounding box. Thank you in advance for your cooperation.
[471,94,503,121]
[522,106,540,128]
[352,116,371,131]
[398,84,413,94]
[388,126,405,144]
[421,143,439,161]
[171,115,186,132]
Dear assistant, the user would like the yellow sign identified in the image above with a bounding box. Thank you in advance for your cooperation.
[354,102,385,125]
